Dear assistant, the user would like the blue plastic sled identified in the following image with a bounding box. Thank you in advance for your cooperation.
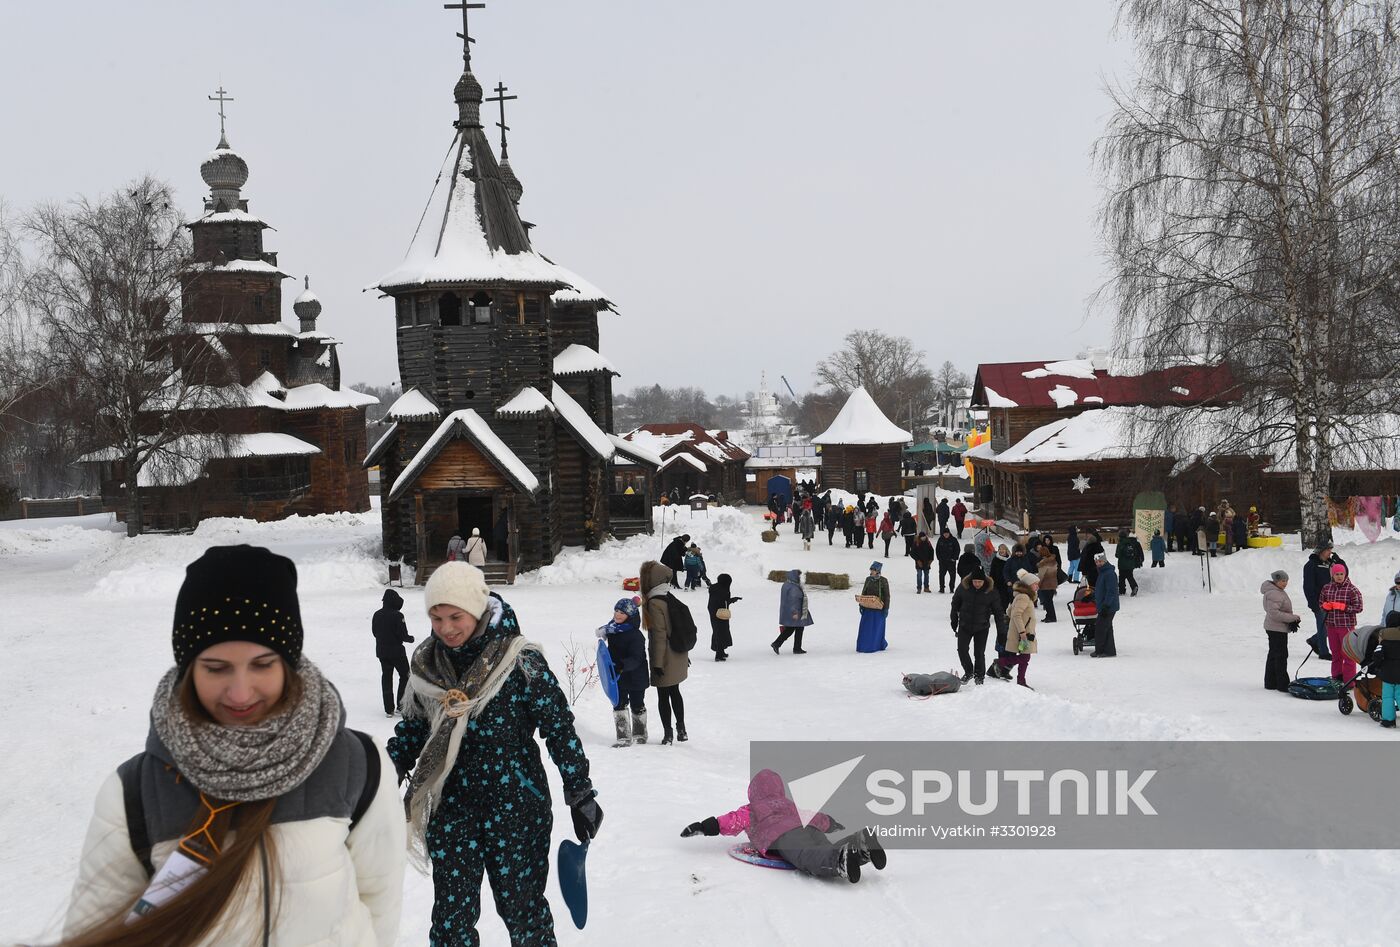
[727,843,796,870]
[597,641,620,706]
[558,839,589,929]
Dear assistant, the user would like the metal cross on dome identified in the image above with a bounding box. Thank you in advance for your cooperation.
[208,86,234,140]
[444,2,486,68]
[1071,474,1091,494]
[484,81,517,157]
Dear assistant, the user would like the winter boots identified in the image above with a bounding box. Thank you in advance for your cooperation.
[837,843,861,883]
[854,828,886,871]
[612,710,632,748]
[631,711,648,744]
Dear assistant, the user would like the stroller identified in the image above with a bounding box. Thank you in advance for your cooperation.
[1070,584,1097,656]
[1338,624,1384,720]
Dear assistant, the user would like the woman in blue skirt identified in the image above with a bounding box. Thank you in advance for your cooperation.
[855,562,891,652]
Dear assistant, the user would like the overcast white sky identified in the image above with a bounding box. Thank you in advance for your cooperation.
[1,1,1133,399]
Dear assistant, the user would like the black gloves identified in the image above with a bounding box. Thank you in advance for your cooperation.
[569,790,604,842]
[681,817,721,837]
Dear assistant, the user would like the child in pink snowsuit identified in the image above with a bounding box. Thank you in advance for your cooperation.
[678,769,885,882]
[1321,563,1364,682]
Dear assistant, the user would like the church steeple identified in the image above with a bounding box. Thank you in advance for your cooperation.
[200,85,249,212]
[485,80,523,204]
[447,2,486,129]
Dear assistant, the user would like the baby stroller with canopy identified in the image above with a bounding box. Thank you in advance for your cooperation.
[1338,624,1385,720]
[1070,584,1097,655]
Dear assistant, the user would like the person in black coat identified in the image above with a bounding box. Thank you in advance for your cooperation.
[899,511,919,556]
[935,528,960,592]
[824,501,840,545]
[1066,526,1081,577]
[707,573,742,661]
[912,532,936,593]
[923,496,937,533]
[956,543,981,580]
[372,588,415,716]
[1376,611,1400,728]
[1232,515,1248,553]
[1302,542,1346,658]
[661,534,690,588]
[1078,533,1105,589]
[950,566,1003,684]
[936,498,951,535]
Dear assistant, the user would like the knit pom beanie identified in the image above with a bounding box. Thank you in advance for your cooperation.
[172,545,303,674]
[424,560,490,618]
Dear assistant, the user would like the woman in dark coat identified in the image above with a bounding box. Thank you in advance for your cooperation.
[708,573,742,661]
[1066,526,1082,580]
[923,496,937,532]
[1078,531,1105,589]
[372,588,415,716]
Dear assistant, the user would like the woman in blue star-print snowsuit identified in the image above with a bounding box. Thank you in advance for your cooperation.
[388,593,595,946]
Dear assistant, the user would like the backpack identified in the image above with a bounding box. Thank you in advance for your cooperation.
[121,730,381,878]
[663,593,698,653]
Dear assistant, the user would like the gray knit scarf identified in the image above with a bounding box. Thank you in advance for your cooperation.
[151,659,343,802]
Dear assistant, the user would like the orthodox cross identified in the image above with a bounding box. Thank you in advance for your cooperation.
[444,2,486,68]
[484,81,517,157]
[208,86,234,140]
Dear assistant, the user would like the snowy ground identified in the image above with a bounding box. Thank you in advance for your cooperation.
[5,501,1400,945]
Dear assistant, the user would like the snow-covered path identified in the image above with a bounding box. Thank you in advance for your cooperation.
[4,504,1400,945]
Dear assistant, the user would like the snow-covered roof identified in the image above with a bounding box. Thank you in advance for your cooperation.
[625,427,695,456]
[386,388,441,422]
[248,371,286,396]
[298,331,341,344]
[190,210,268,227]
[545,259,615,310]
[695,442,731,464]
[981,386,1019,408]
[363,422,399,469]
[552,343,619,377]
[745,455,824,469]
[971,360,1237,410]
[1021,359,1097,380]
[497,387,554,417]
[293,286,320,307]
[660,452,708,473]
[812,387,913,445]
[184,321,298,338]
[388,409,539,502]
[82,433,319,485]
[189,259,289,277]
[609,433,663,468]
[551,383,615,460]
[374,131,569,291]
[963,440,998,461]
[315,348,332,368]
[279,384,378,412]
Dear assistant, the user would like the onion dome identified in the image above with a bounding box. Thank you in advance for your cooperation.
[454,71,483,129]
[500,158,524,204]
[293,276,322,331]
[201,133,249,207]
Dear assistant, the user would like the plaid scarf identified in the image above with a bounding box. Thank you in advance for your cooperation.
[151,659,342,802]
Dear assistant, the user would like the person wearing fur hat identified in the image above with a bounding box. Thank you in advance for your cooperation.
[993,572,1039,688]
[63,545,405,947]
[640,560,691,744]
[372,588,415,717]
[597,597,649,746]
[388,561,600,944]
[856,562,891,653]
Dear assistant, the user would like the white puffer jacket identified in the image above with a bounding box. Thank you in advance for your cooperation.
[64,740,405,946]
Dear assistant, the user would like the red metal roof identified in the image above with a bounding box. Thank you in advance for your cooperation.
[970,361,1238,409]
[627,423,751,465]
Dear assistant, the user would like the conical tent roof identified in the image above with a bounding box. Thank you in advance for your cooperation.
[813,387,913,445]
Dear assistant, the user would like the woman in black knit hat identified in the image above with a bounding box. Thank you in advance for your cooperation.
[60,545,405,947]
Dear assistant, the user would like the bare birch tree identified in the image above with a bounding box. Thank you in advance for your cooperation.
[1098,0,1400,546]
[23,177,233,535]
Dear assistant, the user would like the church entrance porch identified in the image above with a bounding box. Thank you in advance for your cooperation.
[414,489,518,584]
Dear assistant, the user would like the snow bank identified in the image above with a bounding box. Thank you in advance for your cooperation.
[0,523,125,558]
[525,506,763,586]
[79,512,384,600]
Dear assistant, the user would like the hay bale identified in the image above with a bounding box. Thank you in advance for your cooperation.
[827,574,851,590]
[767,569,789,583]
[761,530,778,543]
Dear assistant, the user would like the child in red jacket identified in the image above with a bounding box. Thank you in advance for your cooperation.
[679,769,885,882]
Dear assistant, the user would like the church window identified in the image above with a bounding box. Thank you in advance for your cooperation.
[523,295,542,322]
[259,347,271,370]
[396,298,412,329]
[854,469,870,493]
[470,291,493,325]
[253,295,264,316]
[439,292,462,326]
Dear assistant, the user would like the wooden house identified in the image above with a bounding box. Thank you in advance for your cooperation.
[84,127,376,530]
[622,424,750,504]
[368,24,641,582]
[811,387,912,496]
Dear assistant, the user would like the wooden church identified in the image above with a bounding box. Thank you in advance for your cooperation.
[85,102,376,530]
[366,7,650,582]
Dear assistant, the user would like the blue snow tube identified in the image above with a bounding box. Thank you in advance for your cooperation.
[597,640,620,706]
